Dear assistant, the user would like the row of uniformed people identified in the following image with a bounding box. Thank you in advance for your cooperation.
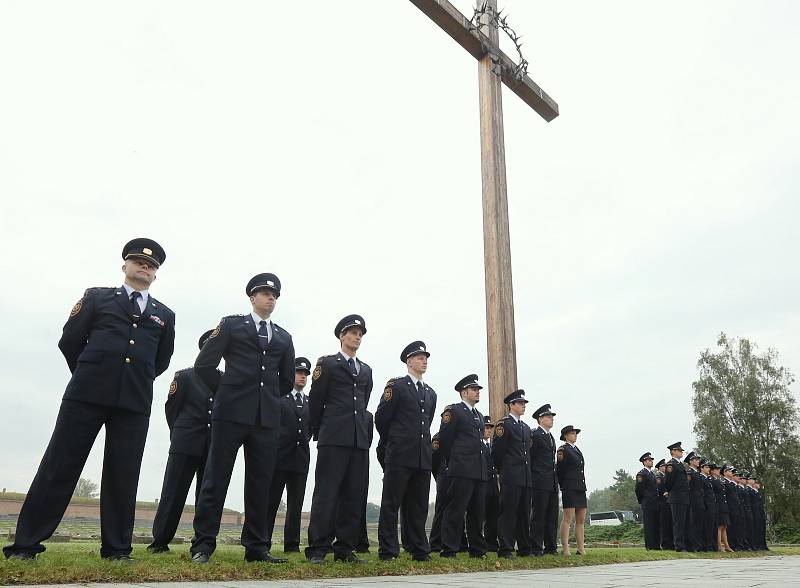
[2,238,588,563]
[635,443,768,552]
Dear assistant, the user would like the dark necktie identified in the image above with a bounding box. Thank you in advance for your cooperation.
[472,408,479,421]
[416,381,425,404]
[258,320,269,350]
[348,357,357,376]
[129,291,141,317]
[295,392,303,407]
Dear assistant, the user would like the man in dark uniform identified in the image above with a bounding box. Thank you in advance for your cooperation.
[482,415,500,553]
[635,452,660,550]
[4,239,175,562]
[738,471,754,550]
[375,341,437,562]
[529,403,558,556]
[437,374,488,559]
[148,329,217,553]
[700,459,717,551]
[685,451,705,551]
[663,442,690,552]
[655,459,674,549]
[492,390,532,558]
[723,465,741,550]
[265,357,312,553]
[190,273,295,564]
[305,315,373,564]
[751,478,768,550]
[429,432,468,553]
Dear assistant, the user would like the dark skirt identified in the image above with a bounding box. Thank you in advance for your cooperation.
[717,512,730,526]
[562,489,587,509]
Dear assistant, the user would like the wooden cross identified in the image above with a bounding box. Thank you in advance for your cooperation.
[407,0,559,423]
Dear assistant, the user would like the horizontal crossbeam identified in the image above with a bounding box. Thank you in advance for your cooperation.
[409,0,559,121]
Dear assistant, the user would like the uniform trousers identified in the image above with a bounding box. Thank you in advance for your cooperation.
[704,506,717,551]
[191,420,278,555]
[356,462,370,552]
[689,504,705,550]
[497,483,531,556]
[305,446,369,559]
[728,508,741,549]
[151,451,208,548]
[484,486,499,552]
[743,506,754,549]
[441,477,486,557]
[641,506,660,549]
[530,489,558,555]
[659,503,674,549]
[266,470,308,552]
[378,465,431,558]
[400,504,411,552]
[670,502,689,551]
[3,400,149,558]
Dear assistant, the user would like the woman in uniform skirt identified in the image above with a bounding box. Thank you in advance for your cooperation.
[714,464,733,551]
[556,425,587,556]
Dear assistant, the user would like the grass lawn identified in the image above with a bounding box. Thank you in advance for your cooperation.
[1,544,799,585]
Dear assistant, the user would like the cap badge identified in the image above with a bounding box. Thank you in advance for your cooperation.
[355,319,361,325]
[267,280,274,287]
[143,248,152,255]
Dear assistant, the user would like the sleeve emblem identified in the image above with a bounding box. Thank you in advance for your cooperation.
[636,474,643,482]
[666,464,673,473]
[168,379,177,395]
[557,448,565,462]
[495,423,505,438]
[312,365,322,381]
[209,320,222,338]
[432,438,440,451]
[383,387,393,401]
[442,408,452,424]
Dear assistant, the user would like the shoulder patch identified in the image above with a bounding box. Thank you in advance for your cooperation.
[432,438,440,451]
[495,423,505,438]
[667,464,673,473]
[383,386,393,402]
[557,447,565,462]
[70,299,83,317]
[312,364,323,381]
[209,319,224,339]
[636,474,643,482]
[442,407,453,424]
[168,378,178,395]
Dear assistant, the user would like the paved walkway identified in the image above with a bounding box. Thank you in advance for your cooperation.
[10,556,798,587]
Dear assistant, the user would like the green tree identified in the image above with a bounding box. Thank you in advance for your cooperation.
[73,477,99,499]
[692,333,800,528]
[587,469,640,515]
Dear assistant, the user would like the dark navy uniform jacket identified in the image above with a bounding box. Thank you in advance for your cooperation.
[194,314,295,428]
[491,416,532,488]
[276,391,311,473]
[530,426,558,492]
[711,476,728,513]
[431,432,444,478]
[556,443,586,492]
[655,471,668,505]
[374,375,437,470]
[702,475,716,511]
[664,458,690,505]
[688,468,706,510]
[635,468,659,510]
[437,403,487,481]
[165,367,219,455]
[484,440,498,497]
[59,286,176,415]
[724,478,740,512]
[309,353,373,450]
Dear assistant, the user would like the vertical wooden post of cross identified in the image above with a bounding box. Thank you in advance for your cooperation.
[478,0,517,424]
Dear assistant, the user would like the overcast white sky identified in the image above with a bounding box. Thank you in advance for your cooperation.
[1,1,798,513]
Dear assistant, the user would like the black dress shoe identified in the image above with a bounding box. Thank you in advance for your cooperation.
[307,555,326,564]
[5,552,36,561]
[147,544,170,554]
[334,553,367,563]
[102,554,134,563]
[412,554,432,562]
[245,551,288,563]
[192,552,211,564]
